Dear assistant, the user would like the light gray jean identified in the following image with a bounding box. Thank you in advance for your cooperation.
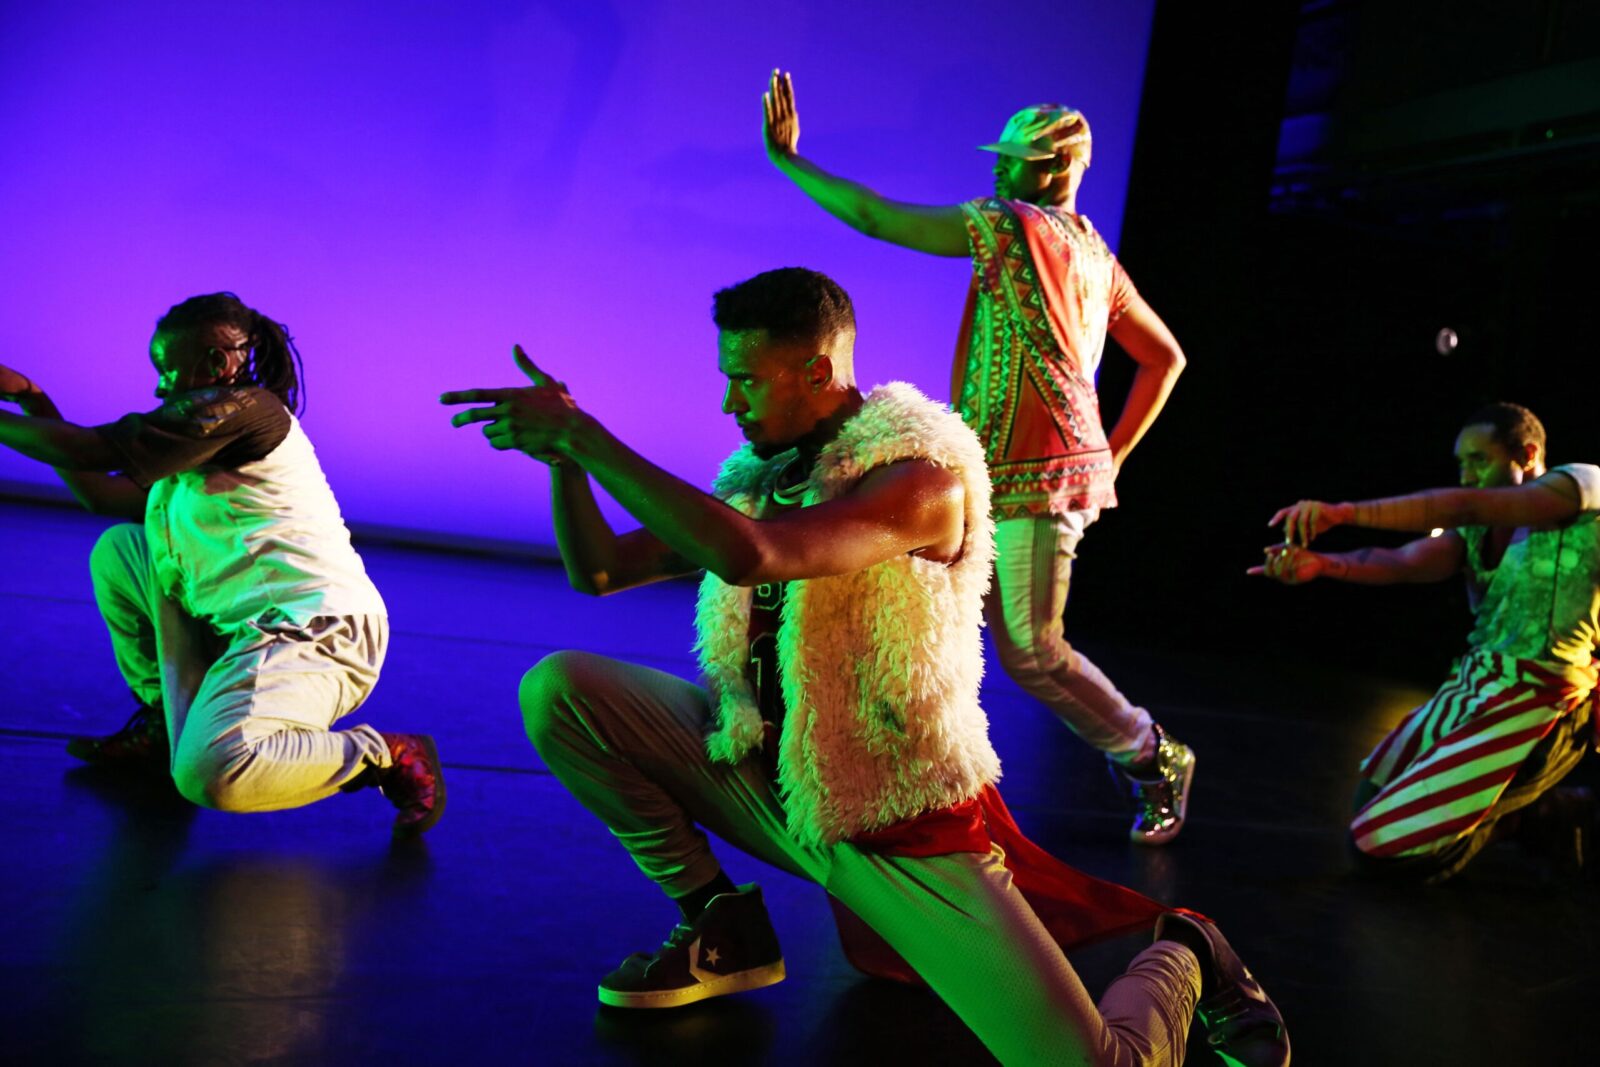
[90,523,390,811]
[521,649,1200,1067]
[987,513,1157,766]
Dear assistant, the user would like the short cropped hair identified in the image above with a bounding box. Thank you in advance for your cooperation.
[1462,401,1546,462]
[712,267,855,345]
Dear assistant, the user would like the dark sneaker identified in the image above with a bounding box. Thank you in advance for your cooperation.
[66,704,168,770]
[376,733,446,836]
[1157,910,1290,1067]
[599,884,785,1009]
[1108,724,1195,845]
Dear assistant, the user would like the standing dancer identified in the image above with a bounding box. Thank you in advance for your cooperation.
[444,268,1287,1065]
[0,293,443,833]
[1252,403,1597,881]
[760,71,1194,844]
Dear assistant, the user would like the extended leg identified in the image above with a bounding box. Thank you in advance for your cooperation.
[986,513,1154,761]
[827,845,1201,1066]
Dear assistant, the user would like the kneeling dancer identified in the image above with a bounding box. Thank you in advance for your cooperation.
[0,293,443,833]
[1252,402,1597,882]
[445,268,1287,1065]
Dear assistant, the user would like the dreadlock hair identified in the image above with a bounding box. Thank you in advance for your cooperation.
[155,292,307,414]
[712,267,855,346]
[1462,401,1545,465]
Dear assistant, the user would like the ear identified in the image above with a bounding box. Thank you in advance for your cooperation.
[805,354,833,392]
[203,347,233,381]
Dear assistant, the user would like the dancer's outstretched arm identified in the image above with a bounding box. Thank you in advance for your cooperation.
[1268,472,1584,547]
[0,365,146,518]
[443,350,963,588]
[1248,534,1464,586]
[763,69,968,257]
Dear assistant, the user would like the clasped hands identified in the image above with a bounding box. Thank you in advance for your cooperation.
[440,345,585,462]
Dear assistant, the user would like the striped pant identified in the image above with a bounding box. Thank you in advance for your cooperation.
[1350,650,1595,881]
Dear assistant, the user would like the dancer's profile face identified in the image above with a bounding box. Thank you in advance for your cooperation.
[993,154,1062,204]
[718,329,822,459]
[1454,423,1532,488]
[150,325,248,400]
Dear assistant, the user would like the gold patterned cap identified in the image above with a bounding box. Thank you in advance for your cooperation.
[978,105,1092,167]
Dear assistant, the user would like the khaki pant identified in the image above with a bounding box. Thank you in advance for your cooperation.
[90,523,390,811]
[986,514,1157,765]
[521,650,1200,1067]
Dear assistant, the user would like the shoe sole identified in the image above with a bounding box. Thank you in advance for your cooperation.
[1131,749,1196,847]
[393,734,447,837]
[597,960,786,1009]
[65,735,168,770]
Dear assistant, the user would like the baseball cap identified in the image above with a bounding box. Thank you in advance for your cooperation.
[978,105,1092,167]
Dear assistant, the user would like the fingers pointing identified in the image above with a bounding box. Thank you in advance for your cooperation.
[450,406,501,428]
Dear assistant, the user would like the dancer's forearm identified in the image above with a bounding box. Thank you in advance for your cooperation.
[771,153,968,256]
[1104,295,1186,469]
[8,393,145,517]
[1349,479,1579,532]
[0,409,119,471]
[1105,359,1183,469]
[550,462,689,595]
[561,423,762,585]
[1316,542,1460,585]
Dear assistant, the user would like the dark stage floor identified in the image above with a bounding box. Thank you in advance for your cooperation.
[1,497,1593,1065]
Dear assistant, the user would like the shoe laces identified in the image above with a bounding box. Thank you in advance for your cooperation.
[662,923,697,952]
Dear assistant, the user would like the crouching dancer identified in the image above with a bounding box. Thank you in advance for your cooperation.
[1252,402,1597,882]
[0,293,443,834]
[443,268,1286,1065]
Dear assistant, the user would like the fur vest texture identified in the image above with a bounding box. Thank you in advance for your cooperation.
[695,381,1002,847]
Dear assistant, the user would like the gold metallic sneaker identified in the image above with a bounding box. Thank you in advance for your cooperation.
[1108,724,1195,846]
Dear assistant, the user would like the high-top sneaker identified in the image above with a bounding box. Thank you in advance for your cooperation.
[1156,910,1291,1067]
[599,884,786,1009]
[1108,723,1195,845]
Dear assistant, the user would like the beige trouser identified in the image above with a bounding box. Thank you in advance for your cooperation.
[90,523,390,811]
[521,650,1200,1067]
[987,514,1156,765]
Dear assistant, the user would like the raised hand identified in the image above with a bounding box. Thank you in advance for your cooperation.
[441,345,585,460]
[1268,499,1351,547]
[1247,543,1328,585]
[0,364,37,404]
[763,68,800,161]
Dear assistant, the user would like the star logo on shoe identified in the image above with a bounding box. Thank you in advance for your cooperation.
[704,946,721,967]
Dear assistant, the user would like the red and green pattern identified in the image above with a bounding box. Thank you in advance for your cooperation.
[958,198,1119,519]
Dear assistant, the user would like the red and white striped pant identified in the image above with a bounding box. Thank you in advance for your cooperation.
[1352,650,1595,864]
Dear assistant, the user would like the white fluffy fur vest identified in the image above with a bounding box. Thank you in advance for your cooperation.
[695,381,1002,847]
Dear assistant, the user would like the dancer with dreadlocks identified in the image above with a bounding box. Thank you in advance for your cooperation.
[0,292,444,833]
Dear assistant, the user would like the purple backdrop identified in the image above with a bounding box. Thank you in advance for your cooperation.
[0,1,1153,545]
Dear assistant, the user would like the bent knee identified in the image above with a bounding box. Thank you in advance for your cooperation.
[519,650,601,744]
[88,523,147,578]
[172,752,256,812]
